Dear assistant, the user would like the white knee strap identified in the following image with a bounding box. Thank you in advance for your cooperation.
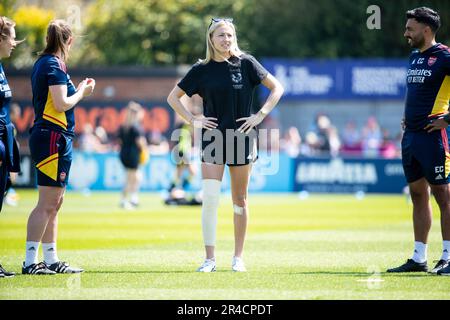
[202,179,221,246]
[233,204,245,215]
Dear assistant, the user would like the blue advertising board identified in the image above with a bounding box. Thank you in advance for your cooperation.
[260,58,408,100]
[67,151,293,192]
[23,151,407,194]
[293,157,406,193]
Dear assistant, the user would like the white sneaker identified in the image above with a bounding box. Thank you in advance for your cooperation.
[196,258,216,272]
[232,256,246,272]
[120,200,134,210]
[4,190,19,207]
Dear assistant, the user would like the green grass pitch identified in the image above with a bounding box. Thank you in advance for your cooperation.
[0,190,449,300]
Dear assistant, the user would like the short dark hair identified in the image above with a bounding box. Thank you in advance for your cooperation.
[406,7,441,33]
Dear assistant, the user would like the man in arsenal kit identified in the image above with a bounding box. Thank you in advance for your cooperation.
[388,7,450,275]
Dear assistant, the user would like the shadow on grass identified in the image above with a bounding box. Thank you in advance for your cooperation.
[283,271,432,277]
[85,270,232,274]
[284,271,371,276]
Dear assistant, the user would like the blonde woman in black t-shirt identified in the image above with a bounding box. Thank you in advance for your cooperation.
[167,18,284,272]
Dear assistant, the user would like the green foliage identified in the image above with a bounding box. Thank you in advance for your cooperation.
[0,0,16,16]
[8,5,54,68]
[2,0,450,67]
[80,0,450,66]
[237,0,450,59]
[82,0,247,66]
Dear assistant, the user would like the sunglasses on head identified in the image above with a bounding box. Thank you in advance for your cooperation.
[209,17,233,28]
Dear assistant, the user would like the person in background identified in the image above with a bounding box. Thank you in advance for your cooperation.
[280,126,301,158]
[361,116,382,157]
[118,101,148,210]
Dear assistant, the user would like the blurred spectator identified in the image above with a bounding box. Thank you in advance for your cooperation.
[79,123,109,153]
[328,126,341,158]
[280,126,301,158]
[148,129,170,154]
[258,109,281,151]
[379,128,399,159]
[95,125,112,150]
[304,113,341,157]
[341,120,362,156]
[302,131,320,156]
[361,116,382,157]
[315,114,331,154]
[394,130,403,158]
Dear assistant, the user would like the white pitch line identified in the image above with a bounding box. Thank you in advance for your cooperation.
[356,279,385,283]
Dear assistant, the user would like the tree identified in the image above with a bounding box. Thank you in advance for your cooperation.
[81,0,248,66]
[6,5,54,68]
[3,0,450,67]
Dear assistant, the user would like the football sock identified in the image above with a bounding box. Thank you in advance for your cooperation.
[25,241,40,267]
[130,193,139,205]
[441,240,450,261]
[42,242,59,265]
[412,241,427,263]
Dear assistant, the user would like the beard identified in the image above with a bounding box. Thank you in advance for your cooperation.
[408,36,425,49]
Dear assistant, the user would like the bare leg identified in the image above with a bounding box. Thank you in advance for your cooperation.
[129,169,141,202]
[122,169,137,202]
[409,178,432,243]
[430,183,450,241]
[41,194,64,243]
[27,186,65,242]
[229,164,252,258]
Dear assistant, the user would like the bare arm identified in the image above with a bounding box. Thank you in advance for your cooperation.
[167,85,217,129]
[167,86,196,124]
[259,73,285,116]
[49,79,95,113]
[237,73,284,133]
[137,136,147,151]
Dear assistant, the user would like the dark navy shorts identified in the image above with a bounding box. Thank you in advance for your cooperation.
[29,127,73,187]
[402,129,450,185]
[0,135,8,212]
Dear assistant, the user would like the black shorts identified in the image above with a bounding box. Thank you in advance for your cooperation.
[201,128,258,166]
[29,127,72,187]
[120,150,139,169]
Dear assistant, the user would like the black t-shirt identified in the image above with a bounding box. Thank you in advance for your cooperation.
[177,54,268,131]
[118,124,142,156]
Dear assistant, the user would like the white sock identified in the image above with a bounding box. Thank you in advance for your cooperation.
[441,240,450,261]
[25,241,40,267]
[412,241,427,263]
[130,193,139,204]
[42,243,59,265]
